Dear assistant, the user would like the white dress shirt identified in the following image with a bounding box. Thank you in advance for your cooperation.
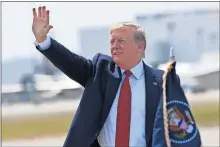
[97,60,146,147]
[35,36,146,147]
[34,35,51,50]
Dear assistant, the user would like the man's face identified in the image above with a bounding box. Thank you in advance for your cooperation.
[110,27,140,69]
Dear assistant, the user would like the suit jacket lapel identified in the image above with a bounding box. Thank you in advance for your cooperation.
[144,63,162,146]
[100,61,162,146]
[101,63,121,126]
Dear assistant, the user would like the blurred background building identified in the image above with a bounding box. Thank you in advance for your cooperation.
[78,8,219,63]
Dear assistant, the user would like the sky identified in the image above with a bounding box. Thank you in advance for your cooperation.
[2,2,219,62]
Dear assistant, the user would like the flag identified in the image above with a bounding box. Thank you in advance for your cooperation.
[152,60,202,147]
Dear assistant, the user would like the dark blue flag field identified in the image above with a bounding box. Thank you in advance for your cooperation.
[152,55,202,147]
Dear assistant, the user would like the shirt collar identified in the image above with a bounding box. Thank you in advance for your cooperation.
[120,60,144,80]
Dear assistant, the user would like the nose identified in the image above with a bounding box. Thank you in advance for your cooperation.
[111,40,119,49]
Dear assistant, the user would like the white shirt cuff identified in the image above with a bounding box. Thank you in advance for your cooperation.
[34,36,51,50]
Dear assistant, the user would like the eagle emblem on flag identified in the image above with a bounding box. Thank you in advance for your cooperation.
[167,101,199,144]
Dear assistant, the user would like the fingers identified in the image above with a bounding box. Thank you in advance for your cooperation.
[45,25,53,33]
[33,6,50,25]
[41,6,46,18]
[45,10,50,25]
[38,7,42,17]
[36,6,46,18]
[32,8,37,18]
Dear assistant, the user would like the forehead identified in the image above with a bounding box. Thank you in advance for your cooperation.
[110,26,135,39]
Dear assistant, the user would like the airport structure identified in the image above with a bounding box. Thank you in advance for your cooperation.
[77,7,219,92]
[135,8,219,65]
[78,7,219,65]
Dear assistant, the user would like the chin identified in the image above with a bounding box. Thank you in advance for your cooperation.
[113,56,121,64]
[113,58,126,69]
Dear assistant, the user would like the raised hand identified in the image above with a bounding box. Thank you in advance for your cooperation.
[32,6,53,43]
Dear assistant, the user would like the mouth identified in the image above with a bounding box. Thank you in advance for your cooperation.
[113,52,122,55]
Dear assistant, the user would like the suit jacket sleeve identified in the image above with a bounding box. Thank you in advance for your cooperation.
[36,37,100,87]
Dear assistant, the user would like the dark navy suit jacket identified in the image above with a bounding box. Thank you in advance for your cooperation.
[36,38,165,147]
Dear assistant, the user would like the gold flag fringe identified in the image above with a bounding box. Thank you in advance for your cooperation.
[162,59,175,147]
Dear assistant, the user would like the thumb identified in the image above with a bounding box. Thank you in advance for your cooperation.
[45,25,53,33]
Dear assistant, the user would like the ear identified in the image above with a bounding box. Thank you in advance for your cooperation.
[136,41,144,54]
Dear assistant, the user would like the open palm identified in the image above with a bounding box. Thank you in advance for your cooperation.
[32,6,53,43]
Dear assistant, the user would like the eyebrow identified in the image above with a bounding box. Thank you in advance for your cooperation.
[110,36,130,40]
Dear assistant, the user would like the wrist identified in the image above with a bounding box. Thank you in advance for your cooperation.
[36,35,47,43]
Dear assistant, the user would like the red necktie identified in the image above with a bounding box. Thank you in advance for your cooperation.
[115,70,132,147]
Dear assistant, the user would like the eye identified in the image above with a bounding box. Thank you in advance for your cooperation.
[119,39,127,44]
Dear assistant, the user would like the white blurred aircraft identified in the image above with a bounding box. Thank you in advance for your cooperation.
[157,51,219,93]
[2,74,83,103]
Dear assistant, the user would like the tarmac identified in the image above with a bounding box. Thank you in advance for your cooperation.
[2,126,219,147]
[2,90,219,146]
[2,90,219,118]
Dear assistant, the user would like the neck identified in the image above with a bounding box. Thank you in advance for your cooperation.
[119,58,142,70]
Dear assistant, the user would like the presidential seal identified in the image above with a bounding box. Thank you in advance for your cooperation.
[167,100,199,144]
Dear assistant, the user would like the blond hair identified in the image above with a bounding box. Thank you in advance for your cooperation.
[110,22,147,57]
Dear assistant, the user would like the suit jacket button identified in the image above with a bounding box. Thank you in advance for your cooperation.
[95,133,98,137]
